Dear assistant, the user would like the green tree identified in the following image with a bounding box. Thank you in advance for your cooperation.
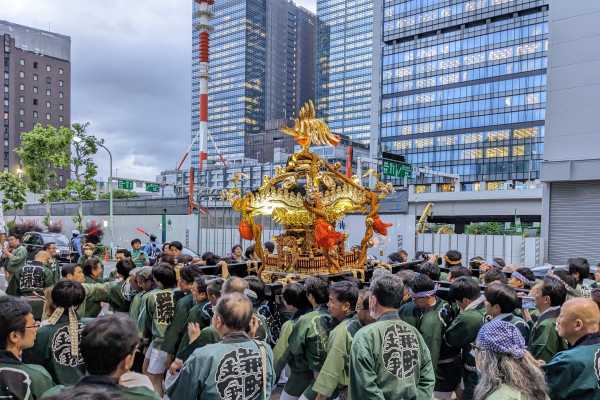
[465,222,504,235]
[101,189,138,200]
[0,171,27,219]
[16,124,72,200]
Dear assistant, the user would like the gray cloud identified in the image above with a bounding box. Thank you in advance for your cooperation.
[0,0,316,180]
[1,0,192,180]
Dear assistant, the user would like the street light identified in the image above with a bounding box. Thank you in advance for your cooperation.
[73,137,114,255]
[97,142,113,256]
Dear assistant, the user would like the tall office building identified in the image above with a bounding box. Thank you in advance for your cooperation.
[191,0,266,167]
[316,0,374,144]
[266,1,316,121]
[191,0,316,167]
[373,0,548,191]
[0,21,70,181]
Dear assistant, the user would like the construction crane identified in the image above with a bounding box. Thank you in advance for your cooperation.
[416,202,434,234]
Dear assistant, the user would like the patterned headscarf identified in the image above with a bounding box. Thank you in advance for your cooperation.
[476,319,526,359]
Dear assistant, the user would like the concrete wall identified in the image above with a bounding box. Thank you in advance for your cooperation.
[416,233,544,267]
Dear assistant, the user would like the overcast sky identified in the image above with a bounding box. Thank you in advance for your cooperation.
[0,0,317,181]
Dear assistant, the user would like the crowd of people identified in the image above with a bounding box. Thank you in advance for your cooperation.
[0,233,600,400]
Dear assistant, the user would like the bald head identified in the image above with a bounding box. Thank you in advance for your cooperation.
[557,298,600,345]
[222,277,249,295]
[34,250,51,264]
[214,293,253,332]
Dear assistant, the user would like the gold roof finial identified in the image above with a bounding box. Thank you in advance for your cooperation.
[281,100,341,150]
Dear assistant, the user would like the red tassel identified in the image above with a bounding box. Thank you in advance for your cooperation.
[315,218,344,249]
[239,220,254,240]
[373,215,393,236]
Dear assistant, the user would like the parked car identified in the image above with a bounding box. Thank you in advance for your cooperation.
[22,231,75,263]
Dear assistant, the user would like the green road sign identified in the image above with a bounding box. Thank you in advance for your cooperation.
[117,179,134,190]
[382,160,411,178]
[146,182,160,193]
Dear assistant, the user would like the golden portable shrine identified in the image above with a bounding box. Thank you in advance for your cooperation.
[222,100,394,281]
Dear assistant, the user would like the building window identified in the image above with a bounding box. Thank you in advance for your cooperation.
[45,89,51,96]
[59,104,63,111]
[415,185,430,193]
[33,86,38,94]
[19,121,24,128]
[33,99,38,106]
[486,181,504,191]
[45,101,51,108]
[33,74,38,81]
[58,67,64,75]
[58,80,64,87]
[18,109,24,116]
[18,71,24,78]
[45,113,51,120]
[33,61,38,69]
[45,65,51,72]
[58,115,64,123]
[19,59,24,66]
[58,91,64,99]
[19,84,24,91]
[3,72,8,79]
[3,112,7,120]
[3,86,7,93]
[33,111,38,118]
[3,99,8,107]
[45,77,51,84]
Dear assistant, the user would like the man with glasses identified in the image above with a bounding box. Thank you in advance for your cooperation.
[0,296,54,400]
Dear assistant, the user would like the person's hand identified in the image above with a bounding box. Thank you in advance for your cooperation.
[522,308,532,322]
[169,359,183,374]
[187,322,201,343]
[249,315,260,339]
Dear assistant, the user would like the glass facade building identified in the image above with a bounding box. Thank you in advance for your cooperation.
[191,0,266,166]
[378,0,548,191]
[316,0,374,144]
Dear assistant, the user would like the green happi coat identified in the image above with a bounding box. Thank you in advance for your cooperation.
[161,293,195,356]
[348,311,435,400]
[167,333,275,400]
[444,296,486,400]
[543,332,600,400]
[23,315,86,385]
[174,300,212,358]
[138,288,176,345]
[131,249,147,268]
[47,259,61,286]
[6,262,54,320]
[286,306,332,397]
[0,350,54,400]
[312,315,361,398]
[272,308,312,390]
[176,326,221,362]
[42,375,160,400]
[527,306,566,363]
[399,299,462,392]
[129,291,147,335]
[6,245,27,274]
